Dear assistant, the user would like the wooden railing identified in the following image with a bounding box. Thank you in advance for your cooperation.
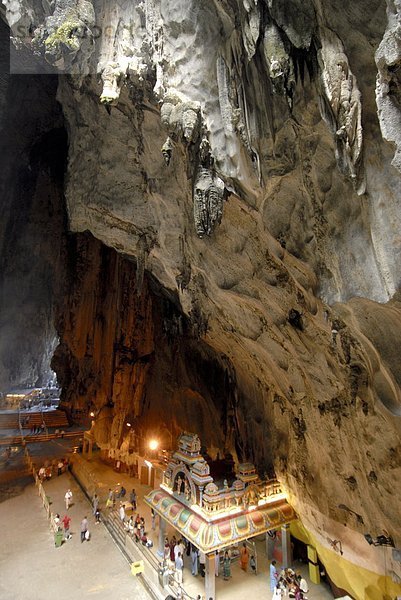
[0,430,82,446]
[24,446,62,535]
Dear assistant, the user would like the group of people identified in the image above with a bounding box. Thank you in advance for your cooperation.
[105,486,137,509]
[29,422,46,435]
[270,561,309,599]
[163,536,188,583]
[161,538,256,584]
[39,458,69,481]
[122,510,153,546]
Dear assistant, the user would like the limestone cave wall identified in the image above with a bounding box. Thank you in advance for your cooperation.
[0,18,67,389]
[2,0,401,597]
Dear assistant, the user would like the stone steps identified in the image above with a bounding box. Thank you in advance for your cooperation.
[105,511,126,547]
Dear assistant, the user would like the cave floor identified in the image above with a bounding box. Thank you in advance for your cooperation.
[80,453,335,600]
[0,467,150,600]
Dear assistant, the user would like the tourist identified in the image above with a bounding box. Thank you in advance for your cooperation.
[62,514,71,540]
[151,507,156,530]
[38,466,46,481]
[141,532,153,547]
[80,516,88,543]
[57,460,64,476]
[170,536,177,563]
[54,513,60,525]
[190,544,198,576]
[106,488,114,509]
[178,538,185,557]
[250,554,256,574]
[184,535,191,556]
[223,551,231,580]
[240,542,249,571]
[273,586,283,599]
[117,484,126,498]
[175,551,184,584]
[130,488,137,510]
[298,574,309,596]
[65,488,73,510]
[199,551,206,577]
[294,584,302,600]
[139,521,145,538]
[92,493,99,515]
[126,515,134,534]
[215,551,220,576]
[119,504,126,522]
[95,507,101,524]
[270,559,279,591]
[164,538,170,563]
[174,539,180,561]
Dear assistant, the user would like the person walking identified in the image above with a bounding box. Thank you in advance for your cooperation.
[130,488,137,510]
[240,542,249,571]
[80,516,88,543]
[95,507,101,523]
[223,550,231,580]
[106,488,114,509]
[64,489,73,510]
[119,504,126,522]
[151,508,156,530]
[199,551,206,577]
[57,460,63,476]
[175,552,184,584]
[164,538,170,563]
[62,514,71,540]
[270,559,279,592]
[190,544,198,576]
[92,493,99,515]
[215,551,220,577]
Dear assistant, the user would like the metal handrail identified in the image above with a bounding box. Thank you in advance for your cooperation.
[167,574,198,600]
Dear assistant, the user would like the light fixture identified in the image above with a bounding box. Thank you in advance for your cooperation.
[149,439,159,451]
[364,533,395,547]
[126,422,131,427]
[89,411,95,418]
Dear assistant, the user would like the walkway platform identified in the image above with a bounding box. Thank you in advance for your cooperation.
[72,452,334,600]
[0,468,150,600]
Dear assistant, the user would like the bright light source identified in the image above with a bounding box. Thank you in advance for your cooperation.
[126,422,131,427]
[149,439,159,451]
[145,460,153,468]
[90,411,95,417]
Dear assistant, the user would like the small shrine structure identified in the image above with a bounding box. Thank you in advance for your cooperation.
[144,432,296,600]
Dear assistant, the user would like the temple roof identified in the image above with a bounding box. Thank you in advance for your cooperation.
[144,488,297,554]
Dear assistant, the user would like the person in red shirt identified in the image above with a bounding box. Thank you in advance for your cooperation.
[62,514,71,540]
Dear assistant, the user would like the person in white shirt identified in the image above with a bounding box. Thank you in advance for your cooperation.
[64,489,72,510]
[119,504,125,522]
[175,552,184,584]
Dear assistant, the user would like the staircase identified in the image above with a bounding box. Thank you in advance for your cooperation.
[104,509,127,549]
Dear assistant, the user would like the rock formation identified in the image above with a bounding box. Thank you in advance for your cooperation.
[2,1,401,597]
